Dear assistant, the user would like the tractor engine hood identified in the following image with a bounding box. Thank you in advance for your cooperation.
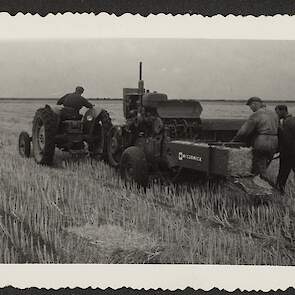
[49,105,104,120]
[156,99,203,119]
[84,106,104,119]
[50,105,63,116]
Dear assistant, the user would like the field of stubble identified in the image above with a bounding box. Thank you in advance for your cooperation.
[1,100,295,264]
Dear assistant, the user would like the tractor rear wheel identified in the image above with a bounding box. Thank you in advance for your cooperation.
[18,131,31,158]
[107,125,123,168]
[89,110,113,160]
[32,106,58,165]
[120,146,148,187]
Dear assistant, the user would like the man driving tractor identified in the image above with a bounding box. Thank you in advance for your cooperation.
[57,86,94,119]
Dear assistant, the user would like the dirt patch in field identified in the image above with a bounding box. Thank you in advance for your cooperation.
[66,224,163,263]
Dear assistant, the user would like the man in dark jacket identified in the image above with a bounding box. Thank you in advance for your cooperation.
[232,97,279,179]
[275,104,295,193]
[57,86,94,119]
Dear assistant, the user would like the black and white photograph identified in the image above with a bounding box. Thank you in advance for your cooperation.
[0,13,295,291]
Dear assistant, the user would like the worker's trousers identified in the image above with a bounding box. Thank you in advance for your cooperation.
[252,150,274,178]
[277,154,295,189]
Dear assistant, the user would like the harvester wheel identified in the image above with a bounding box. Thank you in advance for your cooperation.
[107,125,123,168]
[89,110,113,160]
[32,106,58,165]
[18,131,31,158]
[120,146,148,187]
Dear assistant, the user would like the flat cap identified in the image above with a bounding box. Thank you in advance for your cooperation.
[246,96,262,105]
[76,86,84,92]
[275,104,288,112]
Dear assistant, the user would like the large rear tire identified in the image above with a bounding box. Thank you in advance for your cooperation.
[89,110,113,160]
[107,125,123,168]
[32,106,58,165]
[18,131,31,158]
[120,146,149,187]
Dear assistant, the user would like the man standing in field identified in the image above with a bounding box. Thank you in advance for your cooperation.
[232,97,279,181]
[57,86,94,119]
[275,104,295,194]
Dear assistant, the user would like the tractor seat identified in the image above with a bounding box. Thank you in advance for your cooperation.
[60,107,82,121]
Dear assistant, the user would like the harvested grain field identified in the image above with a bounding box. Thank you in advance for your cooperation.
[1,100,295,264]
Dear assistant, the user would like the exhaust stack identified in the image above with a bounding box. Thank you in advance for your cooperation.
[138,61,144,95]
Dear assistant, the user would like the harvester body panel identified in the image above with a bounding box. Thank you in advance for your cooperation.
[200,118,245,142]
[166,140,272,196]
[166,140,210,172]
[201,118,245,131]
[167,140,235,176]
[157,100,202,119]
[142,93,168,108]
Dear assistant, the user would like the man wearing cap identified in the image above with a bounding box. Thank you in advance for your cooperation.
[275,104,295,193]
[57,86,94,119]
[232,97,279,179]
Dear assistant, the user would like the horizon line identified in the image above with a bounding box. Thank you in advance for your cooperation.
[0,97,295,103]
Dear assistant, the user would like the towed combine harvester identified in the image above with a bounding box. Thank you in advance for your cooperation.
[106,62,273,196]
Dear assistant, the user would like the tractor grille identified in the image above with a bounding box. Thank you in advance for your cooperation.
[61,120,83,134]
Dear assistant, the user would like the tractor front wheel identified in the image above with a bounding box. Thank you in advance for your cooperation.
[120,146,148,187]
[18,131,31,158]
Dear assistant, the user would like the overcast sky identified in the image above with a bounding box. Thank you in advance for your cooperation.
[0,14,294,99]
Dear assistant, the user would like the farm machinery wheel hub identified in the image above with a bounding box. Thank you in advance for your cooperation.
[18,131,31,158]
[37,125,46,151]
[19,140,27,155]
[124,164,134,182]
[110,136,119,154]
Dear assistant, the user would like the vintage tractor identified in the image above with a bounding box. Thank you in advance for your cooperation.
[18,104,112,165]
[106,62,274,196]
